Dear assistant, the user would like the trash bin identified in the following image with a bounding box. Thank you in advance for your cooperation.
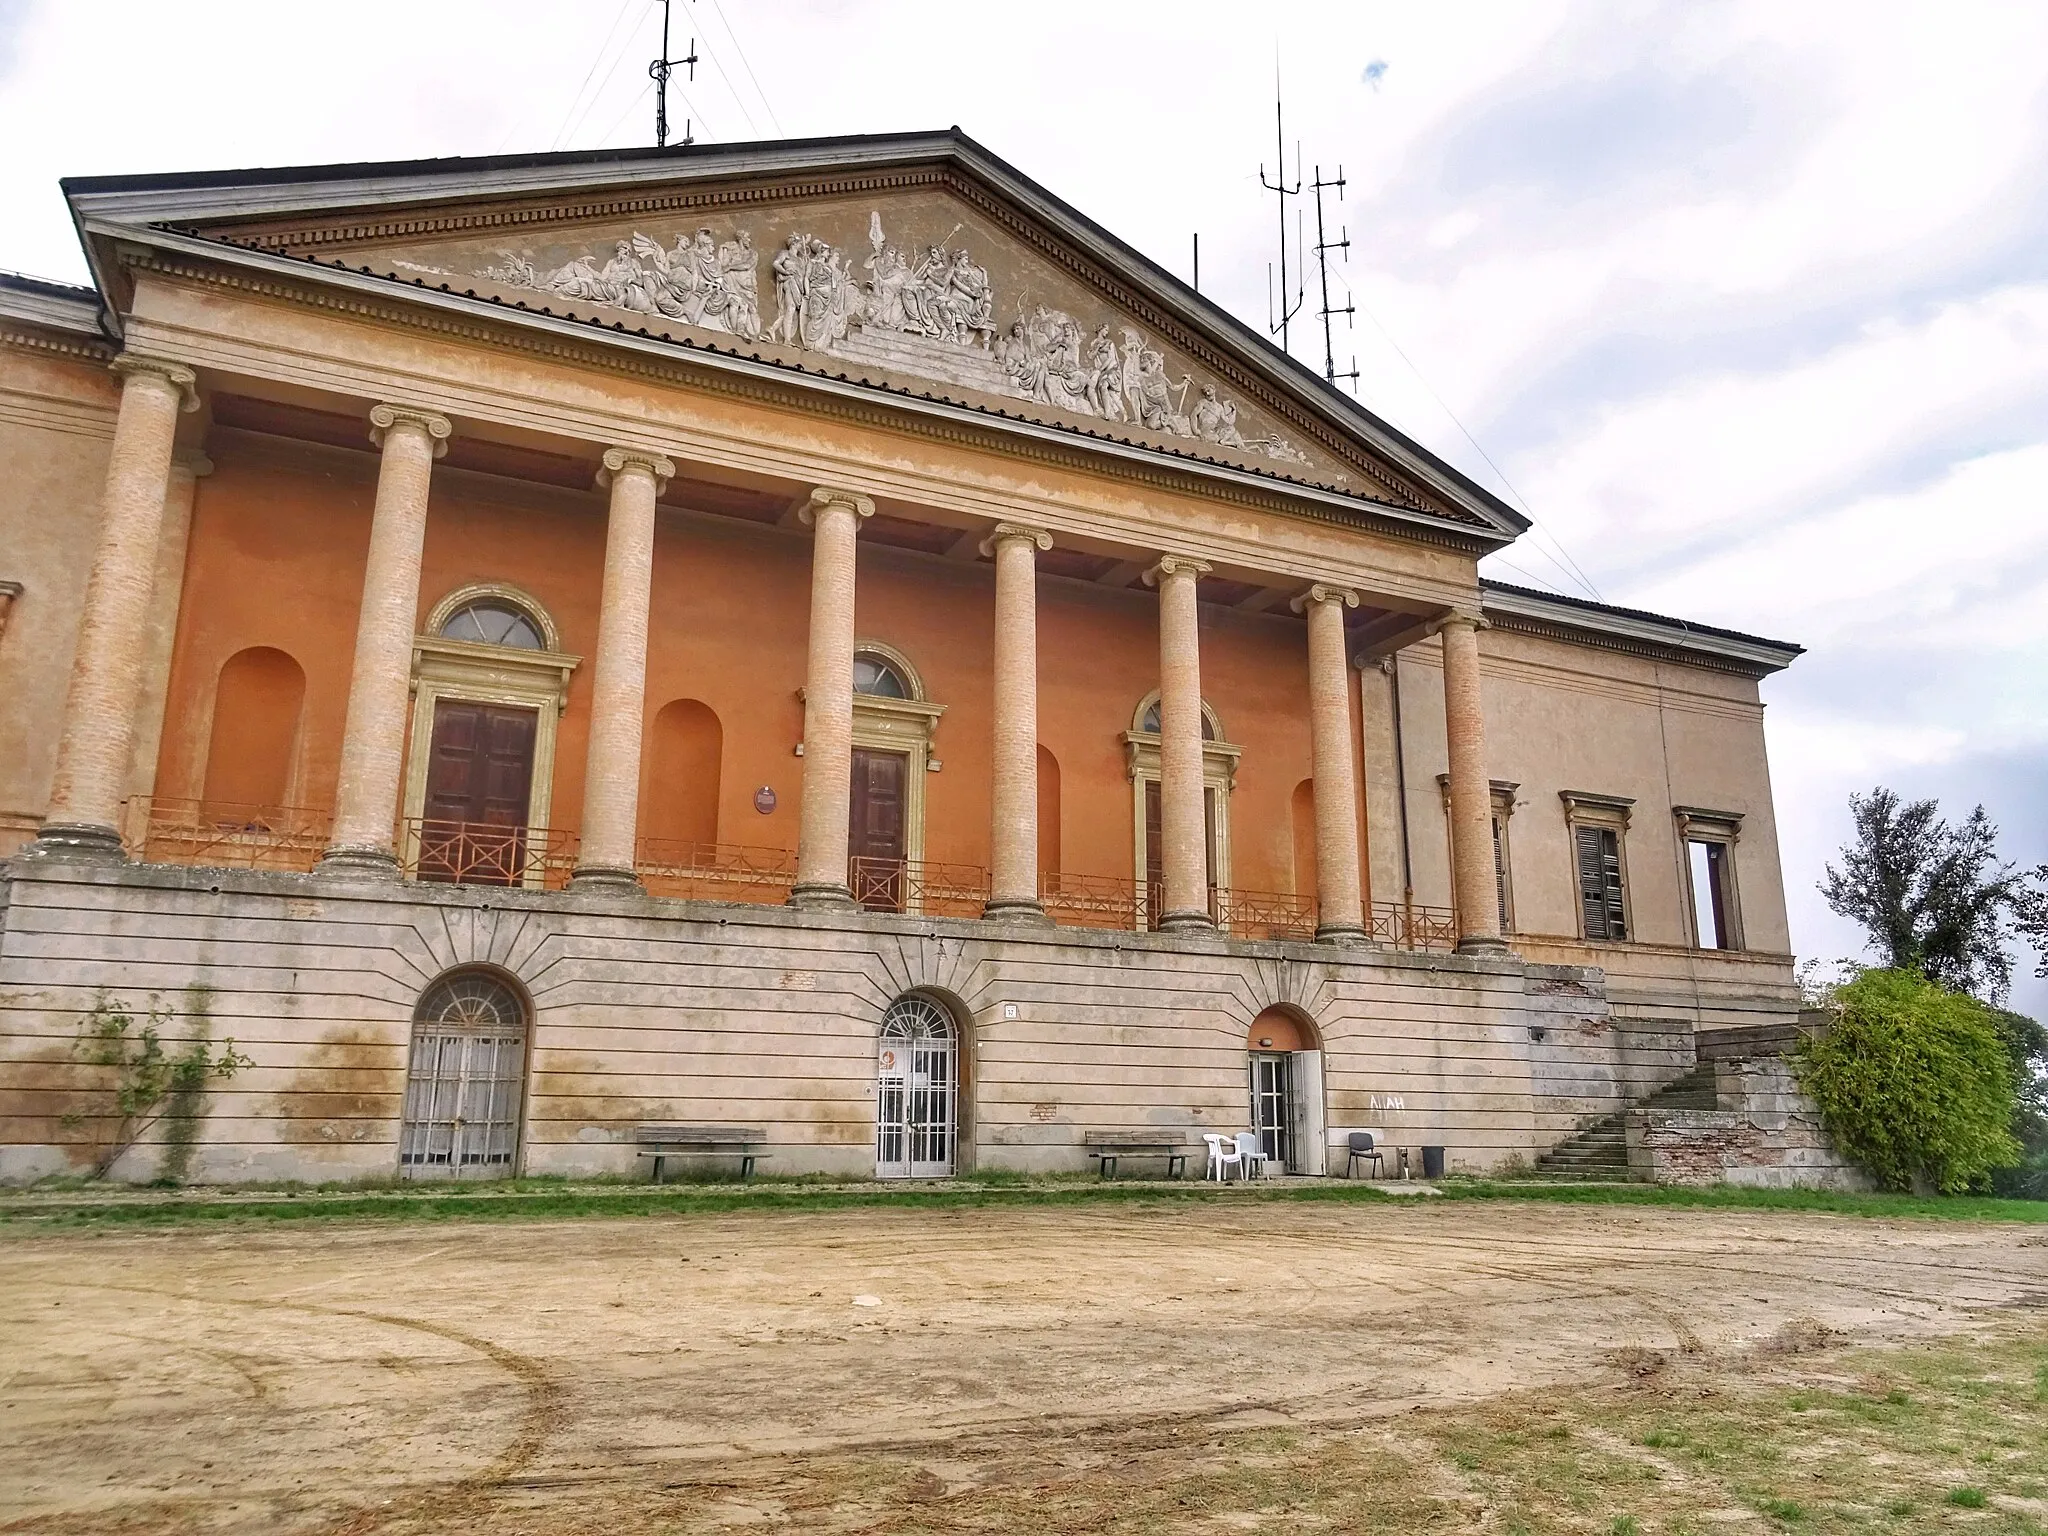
[1421,1144,1446,1179]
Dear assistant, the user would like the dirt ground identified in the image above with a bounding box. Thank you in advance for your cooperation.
[1,1198,2043,1534]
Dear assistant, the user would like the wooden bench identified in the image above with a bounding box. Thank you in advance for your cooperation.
[1083,1131,1191,1179]
[634,1124,762,1182]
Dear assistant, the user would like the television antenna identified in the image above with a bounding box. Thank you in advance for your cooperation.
[650,0,699,148]
[1310,166,1359,391]
[1259,74,1305,357]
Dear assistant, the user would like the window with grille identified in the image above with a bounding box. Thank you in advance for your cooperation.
[1574,824,1628,941]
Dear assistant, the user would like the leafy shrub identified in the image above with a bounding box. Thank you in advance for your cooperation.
[1793,969,2020,1194]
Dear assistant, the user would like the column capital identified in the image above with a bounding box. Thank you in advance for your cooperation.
[799,485,876,526]
[109,354,199,413]
[368,403,453,458]
[1143,553,1212,586]
[980,521,1053,557]
[1428,607,1490,636]
[1289,582,1361,614]
[596,446,676,489]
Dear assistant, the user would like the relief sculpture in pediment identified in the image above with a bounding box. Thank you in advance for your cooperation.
[475,211,1310,468]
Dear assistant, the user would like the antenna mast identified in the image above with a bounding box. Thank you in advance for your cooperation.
[1259,73,1304,356]
[1310,165,1359,391]
[649,0,699,148]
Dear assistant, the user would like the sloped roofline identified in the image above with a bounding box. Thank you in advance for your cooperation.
[1480,578,1802,677]
[61,127,1529,544]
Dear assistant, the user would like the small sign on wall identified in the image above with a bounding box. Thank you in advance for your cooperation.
[753,786,778,814]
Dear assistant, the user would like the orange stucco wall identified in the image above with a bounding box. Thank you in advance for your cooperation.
[153,432,1337,896]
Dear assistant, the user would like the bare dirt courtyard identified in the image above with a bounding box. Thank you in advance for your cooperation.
[1,1195,2044,1534]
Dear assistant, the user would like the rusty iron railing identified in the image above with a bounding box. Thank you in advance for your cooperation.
[403,817,579,890]
[849,855,990,917]
[1216,887,1318,943]
[1370,899,1459,951]
[636,838,797,903]
[125,797,332,873]
[1039,870,1149,931]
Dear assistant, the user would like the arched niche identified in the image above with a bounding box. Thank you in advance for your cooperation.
[201,646,306,811]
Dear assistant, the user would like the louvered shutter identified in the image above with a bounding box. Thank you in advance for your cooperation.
[1575,824,1609,937]
[1492,816,1510,932]
[1598,829,1627,939]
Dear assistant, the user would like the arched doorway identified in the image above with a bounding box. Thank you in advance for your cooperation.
[1247,1006,1326,1176]
[875,994,958,1178]
[398,969,530,1178]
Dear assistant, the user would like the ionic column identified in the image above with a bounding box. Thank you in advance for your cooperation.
[35,355,198,858]
[790,486,874,908]
[124,450,213,839]
[1145,553,1213,930]
[1293,582,1365,941]
[1438,610,1505,952]
[983,522,1053,923]
[319,404,452,876]
[572,447,675,888]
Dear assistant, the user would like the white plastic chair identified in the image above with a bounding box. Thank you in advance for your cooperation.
[1236,1130,1278,1180]
[1203,1133,1243,1181]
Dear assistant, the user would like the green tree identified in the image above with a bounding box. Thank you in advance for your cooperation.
[1820,789,2025,1002]
[1794,969,2020,1194]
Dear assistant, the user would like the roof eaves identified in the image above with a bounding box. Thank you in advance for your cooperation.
[1479,578,1803,675]
[0,269,106,339]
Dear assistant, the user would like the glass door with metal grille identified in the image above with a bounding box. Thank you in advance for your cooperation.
[399,971,529,1178]
[875,995,956,1178]
[1249,1051,1293,1171]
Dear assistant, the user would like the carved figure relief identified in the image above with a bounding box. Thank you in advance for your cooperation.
[476,212,1311,467]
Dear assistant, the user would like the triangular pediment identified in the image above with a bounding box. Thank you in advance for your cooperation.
[68,134,1523,540]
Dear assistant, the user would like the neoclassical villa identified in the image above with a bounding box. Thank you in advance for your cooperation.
[0,132,1805,1183]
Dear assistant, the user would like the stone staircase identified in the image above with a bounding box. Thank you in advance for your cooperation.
[1533,1064,1721,1180]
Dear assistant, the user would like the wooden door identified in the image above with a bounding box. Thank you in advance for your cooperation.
[848,747,908,910]
[418,701,538,886]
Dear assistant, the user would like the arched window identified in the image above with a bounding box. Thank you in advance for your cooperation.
[202,646,305,811]
[1138,696,1218,740]
[853,651,911,698]
[643,699,723,848]
[875,994,957,1179]
[399,969,529,1178]
[439,599,543,650]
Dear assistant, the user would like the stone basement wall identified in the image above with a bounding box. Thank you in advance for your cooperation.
[0,860,1664,1186]
[1624,1057,1872,1191]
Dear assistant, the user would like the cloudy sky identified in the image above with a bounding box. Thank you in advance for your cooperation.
[3,0,2044,1008]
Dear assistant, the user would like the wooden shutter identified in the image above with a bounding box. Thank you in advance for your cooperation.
[1492,816,1510,932]
[1576,824,1626,940]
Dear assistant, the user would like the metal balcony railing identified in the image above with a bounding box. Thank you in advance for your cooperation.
[403,817,579,890]
[636,837,797,904]
[848,855,990,918]
[1369,899,1459,951]
[1215,887,1318,943]
[1039,870,1149,931]
[124,797,331,874]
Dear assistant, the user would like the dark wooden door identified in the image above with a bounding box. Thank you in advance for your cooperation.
[848,748,908,910]
[418,701,538,886]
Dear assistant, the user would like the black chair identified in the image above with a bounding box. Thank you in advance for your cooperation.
[1346,1131,1385,1180]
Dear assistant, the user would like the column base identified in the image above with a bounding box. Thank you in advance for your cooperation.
[982,899,1054,927]
[1314,923,1368,946]
[22,822,127,863]
[569,865,642,893]
[1156,909,1216,933]
[315,845,402,881]
[787,882,858,911]
[1455,935,1512,956]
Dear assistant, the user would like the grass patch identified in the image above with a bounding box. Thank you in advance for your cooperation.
[2,1169,2043,1233]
